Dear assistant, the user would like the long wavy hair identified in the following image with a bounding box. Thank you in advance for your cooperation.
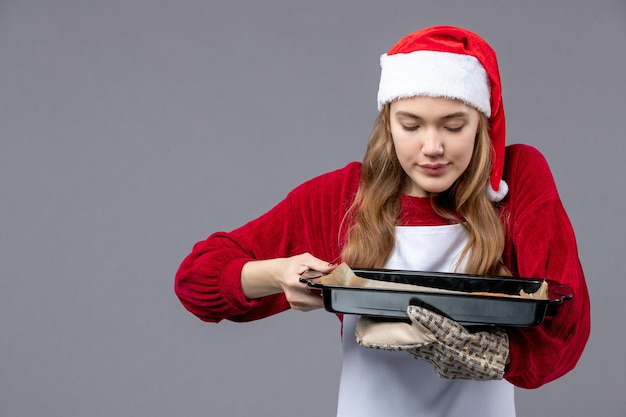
[340,103,509,276]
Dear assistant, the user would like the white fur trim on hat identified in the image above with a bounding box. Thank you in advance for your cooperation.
[487,179,508,202]
[377,50,491,116]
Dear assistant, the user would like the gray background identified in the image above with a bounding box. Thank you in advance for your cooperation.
[1,1,624,416]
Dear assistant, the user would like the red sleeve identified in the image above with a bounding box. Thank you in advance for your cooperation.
[174,163,360,323]
[501,145,590,388]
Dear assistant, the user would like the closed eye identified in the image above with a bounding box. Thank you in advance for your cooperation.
[402,125,419,132]
[445,125,464,132]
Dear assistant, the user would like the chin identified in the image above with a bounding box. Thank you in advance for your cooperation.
[422,183,454,195]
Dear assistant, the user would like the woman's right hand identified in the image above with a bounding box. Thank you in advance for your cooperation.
[241,253,337,312]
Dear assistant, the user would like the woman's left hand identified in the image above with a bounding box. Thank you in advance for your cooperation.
[356,305,510,380]
[407,306,509,380]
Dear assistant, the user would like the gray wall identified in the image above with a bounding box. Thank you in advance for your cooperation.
[1,1,624,416]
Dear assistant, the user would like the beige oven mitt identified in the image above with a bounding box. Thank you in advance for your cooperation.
[324,263,510,379]
[406,305,509,380]
[357,305,509,380]
[355,315,437,350]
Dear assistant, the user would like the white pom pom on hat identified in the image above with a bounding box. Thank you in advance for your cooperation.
[377,26,508,201]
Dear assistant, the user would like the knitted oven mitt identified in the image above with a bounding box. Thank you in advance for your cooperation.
[355,305,509,380]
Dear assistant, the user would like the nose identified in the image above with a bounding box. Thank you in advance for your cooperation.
[421,128,444,157]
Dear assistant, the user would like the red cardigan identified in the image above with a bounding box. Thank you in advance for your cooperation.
[175,144,590,389]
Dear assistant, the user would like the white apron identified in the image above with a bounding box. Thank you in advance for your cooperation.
[336,224,515,417]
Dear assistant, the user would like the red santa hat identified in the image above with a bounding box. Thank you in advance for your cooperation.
[377,25,508,201]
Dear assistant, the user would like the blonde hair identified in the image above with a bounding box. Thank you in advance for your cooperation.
[341,104,509,276]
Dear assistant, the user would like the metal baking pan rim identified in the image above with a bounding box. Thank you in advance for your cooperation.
[306,281,569,304]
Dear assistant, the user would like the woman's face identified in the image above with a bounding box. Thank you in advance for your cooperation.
[389,96,480,197]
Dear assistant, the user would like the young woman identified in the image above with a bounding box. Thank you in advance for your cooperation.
[175,25,590,416]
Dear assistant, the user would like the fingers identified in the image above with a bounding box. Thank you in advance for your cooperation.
[280,252,336,312]
[287,287,324,311]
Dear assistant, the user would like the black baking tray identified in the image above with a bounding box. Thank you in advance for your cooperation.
[302,268,573,326]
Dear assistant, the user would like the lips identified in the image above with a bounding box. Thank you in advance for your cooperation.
[418,163,449,175]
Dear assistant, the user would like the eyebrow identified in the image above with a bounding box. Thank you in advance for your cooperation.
[395,111,469,121]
